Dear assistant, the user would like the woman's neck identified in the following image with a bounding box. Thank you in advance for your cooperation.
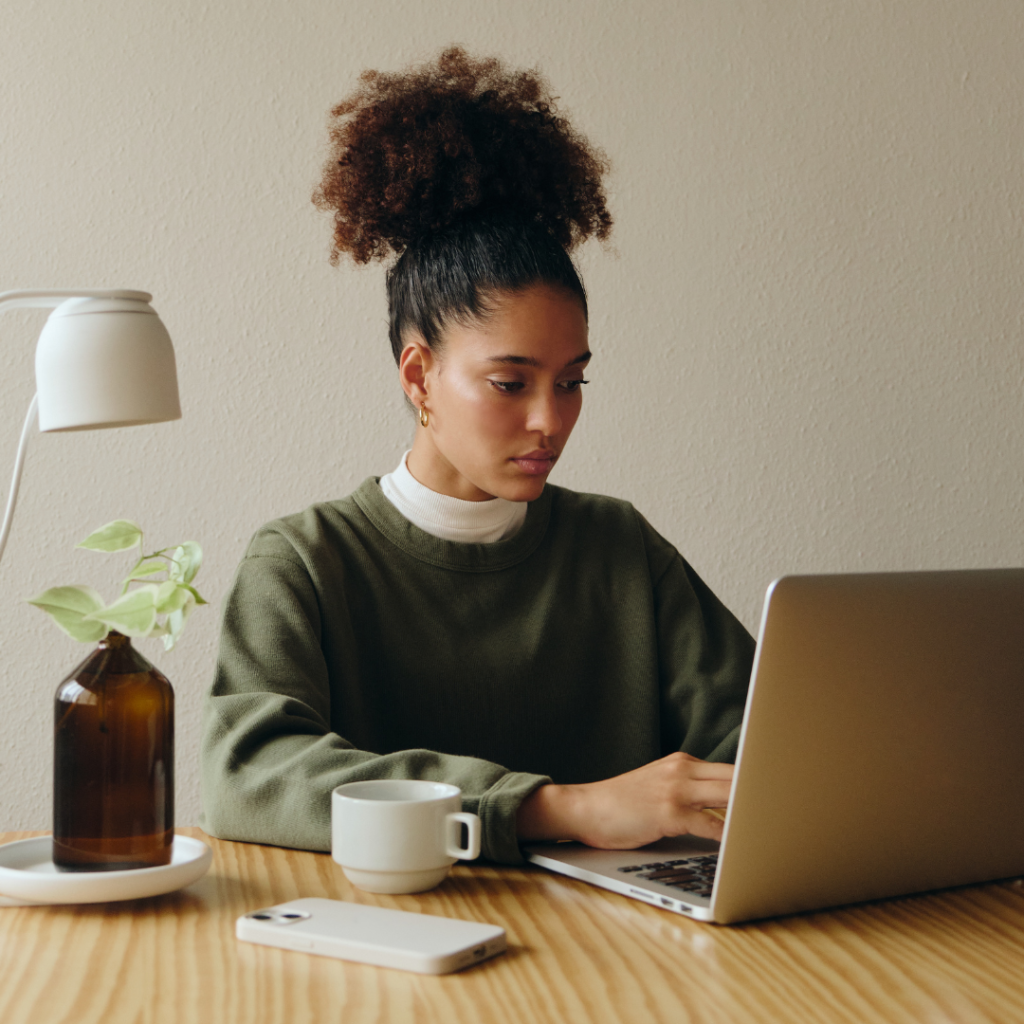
[379,452,527,544]
[405,432,495,501]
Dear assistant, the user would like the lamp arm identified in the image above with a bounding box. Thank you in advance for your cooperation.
[0,288,152,311]
[0,394,39,571]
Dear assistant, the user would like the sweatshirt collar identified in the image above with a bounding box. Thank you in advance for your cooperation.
[351,476,552,572]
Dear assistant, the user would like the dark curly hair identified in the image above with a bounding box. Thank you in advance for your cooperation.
[312,46,612,362]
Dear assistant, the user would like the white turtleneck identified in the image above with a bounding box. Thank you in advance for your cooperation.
[376,450,528,544]
[379,451,528,543]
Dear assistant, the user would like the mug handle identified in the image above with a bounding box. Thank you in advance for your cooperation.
[445,812,481,860]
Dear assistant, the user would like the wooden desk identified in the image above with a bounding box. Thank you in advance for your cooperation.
[1,828,1022,1024]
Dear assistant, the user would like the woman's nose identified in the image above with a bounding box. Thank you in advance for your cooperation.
[526,392,562,436]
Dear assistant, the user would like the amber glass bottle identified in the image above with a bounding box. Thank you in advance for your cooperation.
[53,631,174,871]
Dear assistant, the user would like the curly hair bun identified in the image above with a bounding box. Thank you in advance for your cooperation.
[313,47,612,265]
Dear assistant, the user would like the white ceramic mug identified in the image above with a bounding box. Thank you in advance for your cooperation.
[331,780,481,894]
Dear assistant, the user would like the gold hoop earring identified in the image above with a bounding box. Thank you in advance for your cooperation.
[419,405,429,428]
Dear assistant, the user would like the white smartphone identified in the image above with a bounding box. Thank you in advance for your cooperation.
[236,897,507,975]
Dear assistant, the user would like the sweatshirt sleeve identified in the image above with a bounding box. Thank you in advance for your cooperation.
[637,516,756,763]
[200,530,549,864]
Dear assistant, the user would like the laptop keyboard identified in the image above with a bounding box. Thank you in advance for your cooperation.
[616,853,718,899]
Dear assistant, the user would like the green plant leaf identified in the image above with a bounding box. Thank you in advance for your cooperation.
[85,585,158,637]
[77,520,143,553]
[120,557,170,595]
[162,596,196,651]
[169,542,202,584]
[26,586,108,643]
[155,580,190,614]
[29,522,207,650]
[128,560,167,579]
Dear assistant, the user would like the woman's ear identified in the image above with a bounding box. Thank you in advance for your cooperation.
[399,336,435,407]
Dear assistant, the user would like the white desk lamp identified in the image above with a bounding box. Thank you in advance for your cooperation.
[0,289,181,567]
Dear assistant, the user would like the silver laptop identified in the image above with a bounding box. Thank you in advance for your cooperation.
[525,569,1024,924]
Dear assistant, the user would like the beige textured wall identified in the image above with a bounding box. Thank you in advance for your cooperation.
[1,1,1021,829]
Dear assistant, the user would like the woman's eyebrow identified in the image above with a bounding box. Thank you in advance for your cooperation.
[485,351,592,368]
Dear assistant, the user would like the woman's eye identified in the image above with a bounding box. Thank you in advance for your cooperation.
[490,380,525,394]
[559,379,590,393]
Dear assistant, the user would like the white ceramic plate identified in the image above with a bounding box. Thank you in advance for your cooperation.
[0,835,212,906]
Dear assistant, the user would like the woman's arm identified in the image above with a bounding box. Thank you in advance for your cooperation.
[201,533,549,862]
[516,751,732,846]
[644,522,756,764]
[516,514,753,850]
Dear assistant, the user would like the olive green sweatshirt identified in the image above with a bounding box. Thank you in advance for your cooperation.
[201,479,755,864]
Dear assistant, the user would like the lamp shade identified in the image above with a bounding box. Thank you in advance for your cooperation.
[34,295,182,432]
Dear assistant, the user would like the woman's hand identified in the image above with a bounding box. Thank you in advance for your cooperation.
[516,751,733,849]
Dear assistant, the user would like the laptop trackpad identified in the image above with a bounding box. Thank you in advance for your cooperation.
[525,833,720,869]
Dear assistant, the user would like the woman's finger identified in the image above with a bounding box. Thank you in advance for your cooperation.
[671,778,733,809]
[673,809,725,842]
[677,759,734,781]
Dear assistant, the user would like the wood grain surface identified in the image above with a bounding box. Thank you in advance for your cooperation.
[0,828,1022,1024]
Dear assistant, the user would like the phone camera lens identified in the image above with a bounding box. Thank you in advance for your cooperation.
[251,914,272,920]
[282,913,302,919]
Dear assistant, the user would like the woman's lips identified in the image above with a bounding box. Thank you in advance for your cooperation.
[511,450,557,475]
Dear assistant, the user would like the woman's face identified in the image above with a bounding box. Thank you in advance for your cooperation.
[400,284,591,502]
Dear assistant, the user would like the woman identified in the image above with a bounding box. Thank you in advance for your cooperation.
[201,48,755,864]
